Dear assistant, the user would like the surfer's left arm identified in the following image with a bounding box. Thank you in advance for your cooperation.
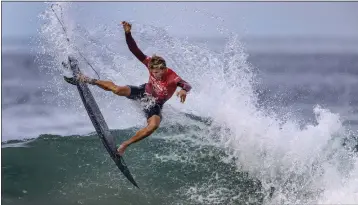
[121,21,147,64]
[176,78,192,103]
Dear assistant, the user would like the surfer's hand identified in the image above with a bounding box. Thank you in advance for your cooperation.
[176,90,187,103]
[121,21,132,33]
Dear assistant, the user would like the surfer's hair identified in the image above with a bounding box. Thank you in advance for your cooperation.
[148,55,166,70]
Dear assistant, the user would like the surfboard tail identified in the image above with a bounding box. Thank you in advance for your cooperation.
[115,156,140,188]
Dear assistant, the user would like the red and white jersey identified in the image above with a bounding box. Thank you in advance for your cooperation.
[142,57,184,104]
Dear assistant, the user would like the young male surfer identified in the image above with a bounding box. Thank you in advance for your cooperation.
[70,21,192,156]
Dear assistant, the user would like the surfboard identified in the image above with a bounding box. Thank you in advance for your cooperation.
[64,56,139,188]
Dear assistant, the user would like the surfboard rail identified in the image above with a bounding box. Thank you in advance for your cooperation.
[66,56,139,188]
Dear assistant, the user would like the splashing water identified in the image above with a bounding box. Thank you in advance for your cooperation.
[37,2,358,204]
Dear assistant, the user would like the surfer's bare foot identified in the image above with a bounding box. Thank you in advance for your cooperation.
[117,142,129,156]
[76,73,90,83]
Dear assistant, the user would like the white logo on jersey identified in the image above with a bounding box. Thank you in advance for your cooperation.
[150,76,168,96]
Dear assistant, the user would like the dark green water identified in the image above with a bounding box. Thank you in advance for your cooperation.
[2,126,265,205]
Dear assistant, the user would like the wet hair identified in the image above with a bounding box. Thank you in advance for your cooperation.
[148,55,166,70]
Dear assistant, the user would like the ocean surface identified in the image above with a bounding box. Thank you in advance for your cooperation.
[2,3,358,205]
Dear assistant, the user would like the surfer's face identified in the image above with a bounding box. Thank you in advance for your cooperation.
[150,68,166,80]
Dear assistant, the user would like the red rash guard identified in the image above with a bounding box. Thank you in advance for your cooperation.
[125,32,192,104]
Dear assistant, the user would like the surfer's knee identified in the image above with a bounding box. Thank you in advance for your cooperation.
[148,123,159,132]
[113,86,131,96]
[144,125,158,136]
[146,115,161,132]
[139,124,157,137]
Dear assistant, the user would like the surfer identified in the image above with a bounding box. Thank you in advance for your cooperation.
[74,21,192,156]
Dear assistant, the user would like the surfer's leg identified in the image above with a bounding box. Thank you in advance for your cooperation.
[117,103,162,155]
[63,74,132,96]
[127,115,161,144]
[117,115,161,155]
[117,88,161,156]
[93,80,131,96]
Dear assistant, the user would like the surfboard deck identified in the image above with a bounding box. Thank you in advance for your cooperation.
[64,56,139,188]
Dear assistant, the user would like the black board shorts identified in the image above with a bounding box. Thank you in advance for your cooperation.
[126,84,163,120]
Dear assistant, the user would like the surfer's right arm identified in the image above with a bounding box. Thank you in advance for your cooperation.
[121,21,147,64]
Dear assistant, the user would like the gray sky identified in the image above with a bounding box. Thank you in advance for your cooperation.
[2,2,358,39]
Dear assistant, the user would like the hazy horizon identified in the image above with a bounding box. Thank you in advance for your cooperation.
[3,1,358,54]
[2,2,358,39]
[3,35,358,54]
